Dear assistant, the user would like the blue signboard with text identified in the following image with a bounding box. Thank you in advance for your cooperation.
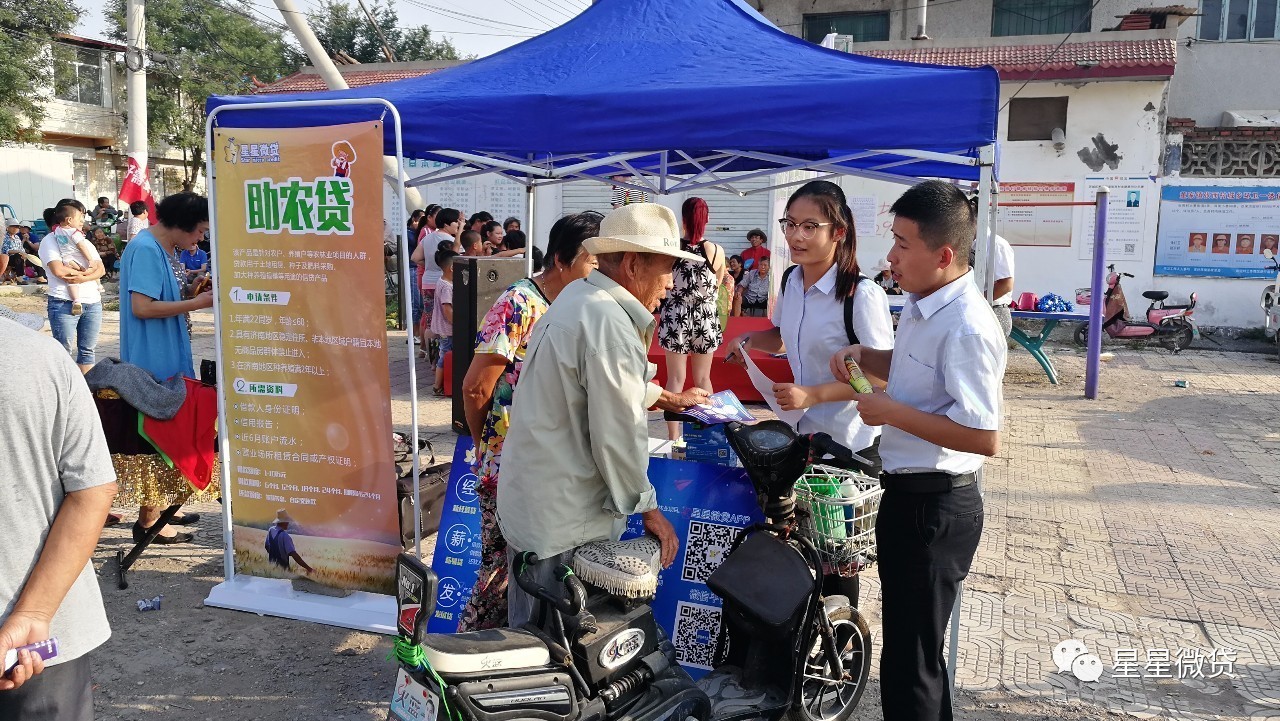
[427,442,763,678]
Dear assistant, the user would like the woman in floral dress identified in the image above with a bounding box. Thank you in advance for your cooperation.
[658,197,726,440]
[456,211,601,631]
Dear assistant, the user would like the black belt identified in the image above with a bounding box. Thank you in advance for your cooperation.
[879,471,976,494]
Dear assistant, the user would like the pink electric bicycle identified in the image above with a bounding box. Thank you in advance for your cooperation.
[1074,264,1199,352]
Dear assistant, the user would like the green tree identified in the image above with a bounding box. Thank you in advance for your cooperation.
[0,0,80,141]
[106,0,297,190]
[309,0,459,63]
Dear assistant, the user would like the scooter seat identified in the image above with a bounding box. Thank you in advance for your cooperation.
[1143,290,1169,301]
[421,628,550,674]
[572,536,661,599]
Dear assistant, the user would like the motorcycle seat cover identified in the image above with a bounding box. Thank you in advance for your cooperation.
[422,628,550,674]
[572,536,661,598]
[1143,290,1169,301]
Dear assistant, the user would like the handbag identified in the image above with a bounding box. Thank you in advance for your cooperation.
[395,436,450,549]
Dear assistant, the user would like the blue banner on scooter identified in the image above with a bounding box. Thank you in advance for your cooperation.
[426,438,483,635]
[427,443,763,679]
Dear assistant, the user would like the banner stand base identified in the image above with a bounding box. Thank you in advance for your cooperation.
[204,576,396,634]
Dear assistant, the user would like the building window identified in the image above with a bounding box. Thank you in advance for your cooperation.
[992,0,1093,36]
[1007,97,1068,141]
[53,46,108,107]
[802,12,890,43]
[1198,0,1278,39]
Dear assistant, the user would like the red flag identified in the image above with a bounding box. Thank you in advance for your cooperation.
[118,154,157,218]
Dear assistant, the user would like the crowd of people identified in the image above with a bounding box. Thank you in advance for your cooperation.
[448,179,1008,721]
[0,179,1012,720]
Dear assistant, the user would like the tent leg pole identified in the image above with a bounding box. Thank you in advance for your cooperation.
[526,182,536,278]
[975,146,995,301]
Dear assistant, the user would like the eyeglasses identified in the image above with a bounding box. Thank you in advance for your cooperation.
[778,218,833,240]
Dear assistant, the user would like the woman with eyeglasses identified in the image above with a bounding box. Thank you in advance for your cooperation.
[726,180,893,477]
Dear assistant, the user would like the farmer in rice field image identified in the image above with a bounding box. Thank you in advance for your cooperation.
[265,509,314,574]
[331,140,356,177]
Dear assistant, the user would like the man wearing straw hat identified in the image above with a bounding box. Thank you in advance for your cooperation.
[497,202,702,628]
[265,509,314,575]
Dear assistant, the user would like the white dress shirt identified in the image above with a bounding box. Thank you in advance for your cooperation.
[991,235,1015,306]
[771,265,894,455]
[881,271,1007,475]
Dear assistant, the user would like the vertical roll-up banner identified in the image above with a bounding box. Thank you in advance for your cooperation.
[206,120,401,630]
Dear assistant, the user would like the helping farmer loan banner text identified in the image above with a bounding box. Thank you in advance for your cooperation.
[214,121,399,594]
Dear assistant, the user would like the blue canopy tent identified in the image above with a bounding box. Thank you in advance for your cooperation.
[207,0,1001,277]
[201,0,1009,649]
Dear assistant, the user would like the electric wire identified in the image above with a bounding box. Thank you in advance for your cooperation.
[998,0,1110,111]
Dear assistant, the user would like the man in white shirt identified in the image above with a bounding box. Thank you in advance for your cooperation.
[497,203,702,628]
[832,180,1006,721]
[973,233,1015,336]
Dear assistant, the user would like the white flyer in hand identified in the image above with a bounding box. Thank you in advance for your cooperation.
[739,342,804,427]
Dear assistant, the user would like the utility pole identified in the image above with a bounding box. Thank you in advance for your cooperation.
[122,0,153,213]
[354,0,397,63]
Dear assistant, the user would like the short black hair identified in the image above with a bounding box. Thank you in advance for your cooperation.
[155,193,209,232]
[546,211,602,269]
[503,229,526,250]
[97,196,109,204]
[435,248,458,268]
[729,254,742,264]
[889,180,976,261]
[467,211,493,227]
[435,208,461,228]
[45,198,87,227]
[503,216,520,231]
[129,200,148,216]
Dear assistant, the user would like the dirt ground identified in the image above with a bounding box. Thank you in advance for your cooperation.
[6,288,1277,721]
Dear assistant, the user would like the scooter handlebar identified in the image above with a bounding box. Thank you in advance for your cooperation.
[514,551,587,617]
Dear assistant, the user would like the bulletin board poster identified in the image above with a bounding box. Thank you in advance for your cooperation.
[1077,175,1154,261]
[212,121,400,594]
[996,182,1074,247]
[406,159,527,226]
[1154,185,1280,278]
[428,442,763,679]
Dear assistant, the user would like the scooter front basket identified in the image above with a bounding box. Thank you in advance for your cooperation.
[794,464,883,576]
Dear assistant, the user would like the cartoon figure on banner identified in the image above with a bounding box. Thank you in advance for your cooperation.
[331,140,357,177]
[225,136,239,164]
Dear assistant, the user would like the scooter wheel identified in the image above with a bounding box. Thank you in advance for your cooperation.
[788,606,872,721]
[1074,323,1089,346]
[1161,324,1194,353]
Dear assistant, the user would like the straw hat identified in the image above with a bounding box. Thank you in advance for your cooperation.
[583,203,703,263]
[273,509,296,526]
[0,304,44,332]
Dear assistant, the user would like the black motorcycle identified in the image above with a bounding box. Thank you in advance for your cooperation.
[389,419,877,721]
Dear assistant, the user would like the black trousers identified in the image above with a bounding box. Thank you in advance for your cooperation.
[0,653,94,721]
[875,482,983,721]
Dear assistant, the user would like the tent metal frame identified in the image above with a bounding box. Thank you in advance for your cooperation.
[401,145,998,295]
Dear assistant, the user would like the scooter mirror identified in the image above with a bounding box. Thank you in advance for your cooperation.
[1265,249,1275,260]
[395,553,437,645]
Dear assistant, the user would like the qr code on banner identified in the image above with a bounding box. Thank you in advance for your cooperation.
[682,520,738,585]
[673,601,722,670]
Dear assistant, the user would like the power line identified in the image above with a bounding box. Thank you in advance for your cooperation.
[998,0,1109,111]
[498,0,556,29]
[397,0,545,33]
[525,0,575,22]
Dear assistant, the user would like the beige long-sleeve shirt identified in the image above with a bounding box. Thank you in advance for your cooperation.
[497,270,663,558]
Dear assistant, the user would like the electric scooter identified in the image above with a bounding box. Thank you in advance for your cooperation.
[1074,264,1199,352]
[1261,249,1280,359]
[388,420,877,721]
